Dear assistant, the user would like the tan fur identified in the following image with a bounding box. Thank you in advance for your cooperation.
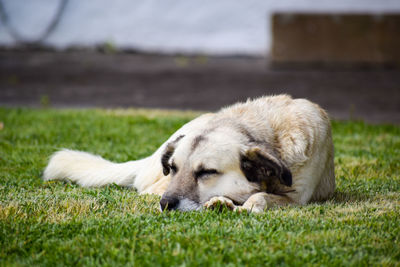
[43,95,335,212]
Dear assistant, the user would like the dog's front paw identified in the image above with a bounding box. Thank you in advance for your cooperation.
[234,204,264,213]
[234,192,269,213]
[204,196,236,211]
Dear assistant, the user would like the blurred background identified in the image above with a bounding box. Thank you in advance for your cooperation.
[0,0,399,123]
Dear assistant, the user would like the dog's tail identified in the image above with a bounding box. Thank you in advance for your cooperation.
[43,149,147,187]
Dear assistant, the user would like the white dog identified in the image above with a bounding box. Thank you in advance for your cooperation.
[43,95,335,212]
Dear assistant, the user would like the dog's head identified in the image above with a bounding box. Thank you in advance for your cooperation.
[159,122,292,211]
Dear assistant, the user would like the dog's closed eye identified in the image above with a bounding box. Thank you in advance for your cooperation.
[194,168,219,179]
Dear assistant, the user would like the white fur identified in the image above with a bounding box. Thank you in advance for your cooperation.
[175,198,202,212]
[43,149,145,187]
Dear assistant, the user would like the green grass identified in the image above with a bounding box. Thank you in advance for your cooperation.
[0,107,399,266]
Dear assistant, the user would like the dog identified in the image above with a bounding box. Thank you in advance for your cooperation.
[43,95,335,212]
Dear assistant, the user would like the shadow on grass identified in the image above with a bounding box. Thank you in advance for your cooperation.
[329,190,372,204]
[309,190,373,206]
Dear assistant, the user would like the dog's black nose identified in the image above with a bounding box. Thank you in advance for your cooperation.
[160,196,179,211]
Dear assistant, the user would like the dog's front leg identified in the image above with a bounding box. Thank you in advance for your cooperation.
[236,192,294,213]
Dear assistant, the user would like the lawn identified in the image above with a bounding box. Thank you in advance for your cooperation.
[0,107,399,266]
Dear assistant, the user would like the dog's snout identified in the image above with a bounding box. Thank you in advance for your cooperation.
[160,196,179,211]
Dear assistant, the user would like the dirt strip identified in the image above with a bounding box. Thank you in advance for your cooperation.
[0,51,399,124]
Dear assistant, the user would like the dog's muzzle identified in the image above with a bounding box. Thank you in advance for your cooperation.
[160,196,202,211]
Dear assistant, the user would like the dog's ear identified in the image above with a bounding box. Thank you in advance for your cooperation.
[240,147,292,186]
[161,144,174,176]
[161,135,185,176]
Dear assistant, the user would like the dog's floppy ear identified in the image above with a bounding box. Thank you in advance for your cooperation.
[161,135,185,176]
[240,147,292,186]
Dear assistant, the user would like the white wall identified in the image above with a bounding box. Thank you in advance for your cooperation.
[1,0,400,55]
